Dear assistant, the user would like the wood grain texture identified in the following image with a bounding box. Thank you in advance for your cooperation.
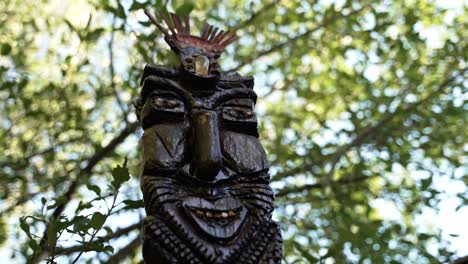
[138,14,282,263]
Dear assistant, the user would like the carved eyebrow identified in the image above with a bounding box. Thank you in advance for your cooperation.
[141,76,195,108]
[223,98,255,108]
[150,90,183,100]
[210,88,257,108]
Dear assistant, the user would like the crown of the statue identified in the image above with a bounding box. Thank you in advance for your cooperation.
[144,10,238,56]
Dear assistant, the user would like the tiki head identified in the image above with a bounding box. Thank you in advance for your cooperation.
[137,11,282,264]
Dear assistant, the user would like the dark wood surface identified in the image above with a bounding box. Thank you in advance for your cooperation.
[138,11,282,264]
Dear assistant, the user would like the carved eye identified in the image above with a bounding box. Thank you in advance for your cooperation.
[223,107,255,120]
[221,107,258,136]
[184,57,193,64]
[151,96,184,112]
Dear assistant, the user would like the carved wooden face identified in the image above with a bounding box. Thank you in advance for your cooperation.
[139,77,275,260]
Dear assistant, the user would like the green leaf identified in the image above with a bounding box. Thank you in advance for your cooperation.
[129,1,147,11]
[76,201,93,212]
[0,43,12,55]
[421,177,432,190]
[138,20,153,27]
[87,184,101,196]
[86,14,93,29]
[116,2,126,19]
[19,217,31,238]
[84,28,105,42]
[72,216,90,234]
[47,196,67,210]
[104,245,114,253]
[293,241,318,262]
[104,226,113,234]
[64,19,76,32]
[418,233,432,241]
[111,158,130,190]
[28,239,39,251]
[175,1,194,17]
[90,212,106,229]
[122,199,144,209]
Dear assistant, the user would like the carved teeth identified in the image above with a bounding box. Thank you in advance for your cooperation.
[190,208,238,219]
[195,210,204,216]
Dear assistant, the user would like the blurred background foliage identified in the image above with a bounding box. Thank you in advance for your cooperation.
[0,0,466,263]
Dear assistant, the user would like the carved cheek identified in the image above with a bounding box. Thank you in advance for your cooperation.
[142,123,187,171]
[221,131,269,174]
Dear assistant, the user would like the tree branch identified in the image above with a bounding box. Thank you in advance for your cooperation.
[454,255,468,264]
[106,236,141,264]
[0,191,41,215]
[271,68,465,188]
[326,68,466,180]
[0,136,83,168]
[55,222,141,255]
[228,7,365,72]
[233,0,279,31]
[276,175,376,197]
[272,165,312,182]
[109,15,128,120]
[53,122,138,220]
[32,122,139,262]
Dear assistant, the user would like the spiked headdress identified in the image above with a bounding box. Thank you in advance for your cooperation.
[144,10,238,77]
[144,10,238,56]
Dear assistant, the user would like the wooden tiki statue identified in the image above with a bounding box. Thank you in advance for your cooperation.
[136,10,283,264]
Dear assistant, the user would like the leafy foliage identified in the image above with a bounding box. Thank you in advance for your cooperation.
[16,160,130,263]
[0,0,466,263]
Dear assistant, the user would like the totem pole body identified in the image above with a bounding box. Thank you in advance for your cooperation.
[136,11,283,264]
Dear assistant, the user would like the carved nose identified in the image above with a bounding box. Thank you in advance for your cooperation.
[191,111,222,182]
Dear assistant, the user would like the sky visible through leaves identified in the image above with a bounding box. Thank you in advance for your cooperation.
[0,0,467,263]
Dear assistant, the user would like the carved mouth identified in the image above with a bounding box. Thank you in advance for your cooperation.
[183,197,247,239]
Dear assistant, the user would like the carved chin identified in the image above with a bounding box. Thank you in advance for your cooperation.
[182,197,247,239]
